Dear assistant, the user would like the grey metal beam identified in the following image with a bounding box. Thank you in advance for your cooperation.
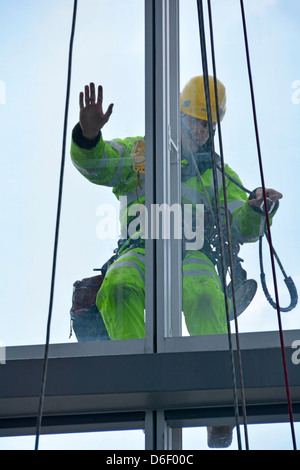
[0,412,145,438]
[0,330,299,437]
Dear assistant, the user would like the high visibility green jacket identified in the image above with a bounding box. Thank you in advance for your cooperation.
[71,123,278,250]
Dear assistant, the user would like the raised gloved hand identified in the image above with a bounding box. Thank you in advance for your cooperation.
[79,82,114,140]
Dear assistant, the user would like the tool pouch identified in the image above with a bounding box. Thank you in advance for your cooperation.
[69,274,110,342]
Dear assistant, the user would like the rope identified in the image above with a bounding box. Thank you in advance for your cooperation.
[260,230,298,313]
[216,164,251,195]
[240,0,297,450]
[197,0,248,450]
[34,0,78,450]
[207,0,250,449]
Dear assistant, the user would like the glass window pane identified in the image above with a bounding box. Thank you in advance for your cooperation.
[0,429,145,450]
[178,0,300,338]
[0,0,145,347]
[182,422,300,450]
[69,0,145,344]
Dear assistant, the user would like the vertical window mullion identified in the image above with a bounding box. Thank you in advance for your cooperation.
[145,0,156,354]
[154,0,181,347]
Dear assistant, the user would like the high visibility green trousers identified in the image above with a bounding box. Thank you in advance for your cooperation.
[96,247,229,340]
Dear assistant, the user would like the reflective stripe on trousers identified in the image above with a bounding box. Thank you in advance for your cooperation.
[97,248,227,339]
[106,250,145,284]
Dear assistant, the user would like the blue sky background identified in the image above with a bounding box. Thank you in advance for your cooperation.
[0,0,299,450]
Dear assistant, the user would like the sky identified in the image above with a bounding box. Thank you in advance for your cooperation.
[0,0,299,450]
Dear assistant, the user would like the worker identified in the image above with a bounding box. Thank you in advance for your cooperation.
[70,76,282,341]
[70,77,282,448]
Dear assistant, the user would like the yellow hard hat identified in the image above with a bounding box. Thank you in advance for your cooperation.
[180,75,226,122]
